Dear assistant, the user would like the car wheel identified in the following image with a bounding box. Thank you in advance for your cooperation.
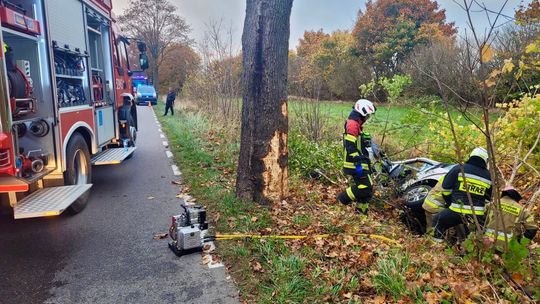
[65,133,92,213]
[403,184,432,203]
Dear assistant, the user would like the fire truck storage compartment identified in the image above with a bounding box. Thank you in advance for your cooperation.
[95,106,114,145]
[86,6,115,145]
[45,0,86,55]
[48,0,90,108]
[0,0,41,36]
[1,0,55,180]
[54,49,89,108]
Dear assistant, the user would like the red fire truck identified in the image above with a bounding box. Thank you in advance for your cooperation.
[0,0,148,219]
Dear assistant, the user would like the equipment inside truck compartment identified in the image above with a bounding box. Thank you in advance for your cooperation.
[54,50,88,108]
[86,7,114,107]
[0,0,40,36]
[1,0,54,179]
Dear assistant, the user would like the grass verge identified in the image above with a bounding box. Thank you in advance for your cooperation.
[156,103,314,303]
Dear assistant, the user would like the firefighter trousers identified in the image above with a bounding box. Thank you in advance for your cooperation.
[432,208,485,239]
[337,174,373,213]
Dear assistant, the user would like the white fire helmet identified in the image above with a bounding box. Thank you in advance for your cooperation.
[470,147,489,163]
[354,99,376,117]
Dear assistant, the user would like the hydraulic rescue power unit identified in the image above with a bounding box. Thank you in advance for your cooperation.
[168,205,209,256]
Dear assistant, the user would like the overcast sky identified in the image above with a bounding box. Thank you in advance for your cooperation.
[112,0,530,52]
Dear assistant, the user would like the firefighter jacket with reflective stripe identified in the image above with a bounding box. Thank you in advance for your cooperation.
[484,196,538,248]
[422,177,446,214]
[441,157,492,215]
[343,117,371,176]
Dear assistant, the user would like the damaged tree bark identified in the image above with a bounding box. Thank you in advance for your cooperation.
[236,0,293,204]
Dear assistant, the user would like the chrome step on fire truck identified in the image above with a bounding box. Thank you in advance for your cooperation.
[0,0,148,219]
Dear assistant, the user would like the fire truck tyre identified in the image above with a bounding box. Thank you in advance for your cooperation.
[65,133,92,213]
[403,184,432,204]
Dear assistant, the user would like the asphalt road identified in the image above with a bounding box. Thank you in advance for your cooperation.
[0,106,239,304]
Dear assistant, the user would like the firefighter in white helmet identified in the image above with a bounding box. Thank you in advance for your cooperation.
[337,99,377,214]
[432,147,492,242]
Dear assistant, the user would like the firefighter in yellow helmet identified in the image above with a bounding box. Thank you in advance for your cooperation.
[484,186,537,250]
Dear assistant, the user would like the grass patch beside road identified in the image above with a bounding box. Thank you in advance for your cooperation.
[155,103,312,303]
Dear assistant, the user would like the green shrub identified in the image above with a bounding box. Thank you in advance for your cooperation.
[502,238,530,274]
[496,93,540,174]
[289,132,342,181]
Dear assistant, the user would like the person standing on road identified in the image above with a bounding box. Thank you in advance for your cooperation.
[432,147,492,242]
[337,99,377,214]
[164,87,176,116]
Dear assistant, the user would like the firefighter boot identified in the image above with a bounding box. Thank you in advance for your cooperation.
[337,192,352,205]
[355,202,369,215]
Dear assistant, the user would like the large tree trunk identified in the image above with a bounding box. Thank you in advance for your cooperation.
[151,57,160,92]
[236,0,293,204]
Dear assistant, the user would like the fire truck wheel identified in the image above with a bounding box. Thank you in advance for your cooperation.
[65,133,92,213]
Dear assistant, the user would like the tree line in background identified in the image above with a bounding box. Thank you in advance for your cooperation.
[118,0,538,106]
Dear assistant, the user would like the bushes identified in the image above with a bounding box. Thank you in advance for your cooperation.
[289,132,342,181]
[496,93,540,174]
[424,112,484,163]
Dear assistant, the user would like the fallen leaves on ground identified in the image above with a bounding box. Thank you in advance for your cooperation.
[196,127,539,303]
[202,255,211,265]
[229,178,538,303]
[153,233,168,240]
[250,261,265,273]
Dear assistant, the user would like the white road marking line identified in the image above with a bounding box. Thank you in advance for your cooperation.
[160,134,165,138]
[171,165,181,176]
[162,141,168,146]
[208,260,224,269]
[166,151,173,158]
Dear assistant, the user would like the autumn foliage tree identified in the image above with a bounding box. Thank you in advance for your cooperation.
[290,30,371,100]
[353,0,456,78]
[118,0,190,92]
[158,44,200,93]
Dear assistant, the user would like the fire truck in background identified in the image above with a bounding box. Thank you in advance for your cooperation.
[0,0,149,218]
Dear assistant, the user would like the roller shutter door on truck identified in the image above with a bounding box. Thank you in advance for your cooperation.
[46,0,87,52]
